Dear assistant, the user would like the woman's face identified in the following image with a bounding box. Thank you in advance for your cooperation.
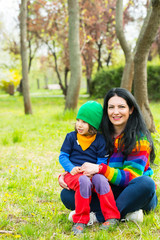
[107,95,133,131]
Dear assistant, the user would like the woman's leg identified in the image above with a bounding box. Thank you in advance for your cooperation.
[114,176,158,219]
[61,176,158,222]
[60,188,75,210]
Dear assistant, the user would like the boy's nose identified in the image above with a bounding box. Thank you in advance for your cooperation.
[78,120,83,126]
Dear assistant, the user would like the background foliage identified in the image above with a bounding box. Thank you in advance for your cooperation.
[90,64,160,100]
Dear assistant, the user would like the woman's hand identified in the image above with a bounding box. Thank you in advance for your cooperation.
[58,172,70,190]
[81,162,99,177]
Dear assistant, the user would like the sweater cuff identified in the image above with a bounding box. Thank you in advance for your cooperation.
[98,163,108,175]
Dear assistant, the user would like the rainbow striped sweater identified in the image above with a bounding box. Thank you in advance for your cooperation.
[99,134,153,187]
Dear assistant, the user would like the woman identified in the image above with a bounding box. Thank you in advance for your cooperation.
[59,88,158,224]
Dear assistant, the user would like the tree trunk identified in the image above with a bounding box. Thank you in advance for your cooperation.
[115,0,134,91]
[106,52,111,66]
[20,0,32,114]
[51,41,67,96]
[134,1,160,132]
[96,40,103,71]
[64,66,69,96]
[65,0,82,110]
[116,0,160,132]
[82,52,92,95]
[28,39,38,73]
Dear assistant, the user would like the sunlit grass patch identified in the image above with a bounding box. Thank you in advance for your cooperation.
[0,94,159,239]
[12,129,23,143]
[1,136,10,145]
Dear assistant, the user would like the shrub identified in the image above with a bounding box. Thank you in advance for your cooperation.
[90,65,160,100]
[147,65,160,100]
[0,69,21,95]
[90,67,122,98]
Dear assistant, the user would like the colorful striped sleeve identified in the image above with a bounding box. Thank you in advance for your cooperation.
[99,138,153,187]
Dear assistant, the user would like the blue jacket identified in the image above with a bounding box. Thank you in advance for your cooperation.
[59,131,108,172]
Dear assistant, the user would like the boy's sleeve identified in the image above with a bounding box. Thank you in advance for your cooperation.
[59,151,75,172]
[59,133,75,173]
[97,155,109,165]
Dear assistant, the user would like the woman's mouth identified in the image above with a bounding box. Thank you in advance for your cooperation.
[113,116,122,121]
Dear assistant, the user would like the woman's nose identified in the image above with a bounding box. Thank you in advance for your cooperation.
[113,107,119,114]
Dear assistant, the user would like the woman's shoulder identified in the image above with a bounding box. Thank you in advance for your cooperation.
[135,134,151,151]
[136,133,149,143]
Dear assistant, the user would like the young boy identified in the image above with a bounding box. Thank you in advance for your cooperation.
[59,101,120,234]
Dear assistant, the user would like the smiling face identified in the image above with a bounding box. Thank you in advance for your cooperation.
[107,95,133,134]
[76,119,89,136]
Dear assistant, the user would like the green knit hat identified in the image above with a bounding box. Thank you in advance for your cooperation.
[76,101,103,130]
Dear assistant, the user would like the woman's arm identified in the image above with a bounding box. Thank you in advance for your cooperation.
[99,138,153,187]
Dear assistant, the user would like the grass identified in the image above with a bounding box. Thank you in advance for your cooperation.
[0,92,160,240]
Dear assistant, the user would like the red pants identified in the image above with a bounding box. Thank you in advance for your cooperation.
[64,173,120,224]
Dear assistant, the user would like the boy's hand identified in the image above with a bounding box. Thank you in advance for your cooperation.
[70,166,81,175]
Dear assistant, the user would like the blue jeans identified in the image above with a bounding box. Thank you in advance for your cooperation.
[60,175,158,222]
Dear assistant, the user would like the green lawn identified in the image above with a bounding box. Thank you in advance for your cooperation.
[0,93,159,240]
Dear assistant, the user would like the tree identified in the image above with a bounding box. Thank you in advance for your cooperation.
[115,0,160,132]
[27,0,118,97]
[115,0,134,91]
[27,0,70,96]
[20,0,32,114]
[27,32,41,73]
[65,0,82,110]
[134,0,160,132]
[149,27,160,59]
[80,0,117,93]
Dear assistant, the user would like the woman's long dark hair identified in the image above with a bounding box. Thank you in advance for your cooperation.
[101,88,155,163]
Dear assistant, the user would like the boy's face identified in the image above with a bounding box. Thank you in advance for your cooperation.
[76,119,89,136]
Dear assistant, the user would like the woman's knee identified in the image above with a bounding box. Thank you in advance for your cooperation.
[130,176,156,194]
